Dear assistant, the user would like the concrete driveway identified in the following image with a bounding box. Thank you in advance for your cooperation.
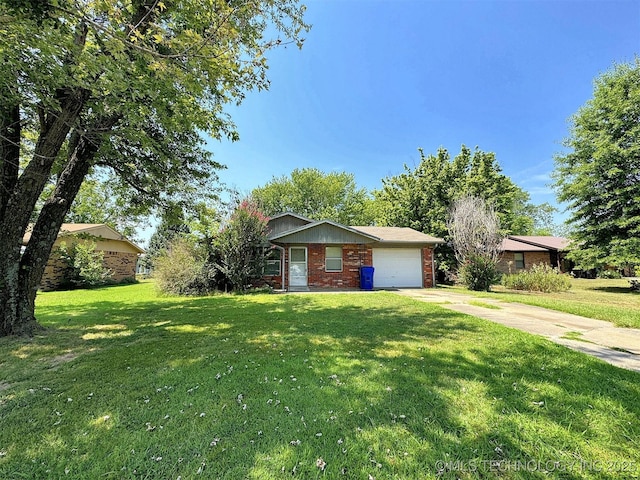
[395,288,640,373]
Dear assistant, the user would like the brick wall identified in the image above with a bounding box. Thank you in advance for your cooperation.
[497,251,552,274]
[422,247,435,288]
[262,274,283,290]
[524,252,552,269]
[103,251,138,282]
[40,252,68,291]
[39,247,138,291]
[307,244,372,288]
[267,244,437,290]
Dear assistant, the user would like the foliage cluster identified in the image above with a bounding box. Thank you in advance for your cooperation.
[458,255,500,292]
[501,263,572,293]
[554,59,640,271]
[153,200,269,295]
[141,205,193,271]
[56,240,111,288]
[375,145,555,276]
[62,176,149,239]
[153,238,217,296]
[252,168,375,225]
[598,269,622,280]
[213,200,270,292]
[376,146,555,236]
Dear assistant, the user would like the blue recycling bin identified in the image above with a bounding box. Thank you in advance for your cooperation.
[359,266,374,290]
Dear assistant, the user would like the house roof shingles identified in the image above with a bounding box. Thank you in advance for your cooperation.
[508,236,571,251]
[500,238,549,252]
[351,226,444,244]
[23,223,145,254]
[266,215,445,245]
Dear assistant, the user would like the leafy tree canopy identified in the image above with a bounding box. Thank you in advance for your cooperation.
[64,173,149,239]
[0,0,308,335]
[142,204,191,269]
[251,168,376,225]
[142,200,224,271]
[374,145,548,272]
[375,145,540,237]
[554,59,640,270]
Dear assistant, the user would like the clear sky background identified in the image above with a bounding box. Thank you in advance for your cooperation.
[208,0,639,224]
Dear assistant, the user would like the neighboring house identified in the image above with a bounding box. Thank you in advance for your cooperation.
[262,213,444,290]
[23,224,145,291]
[497,236,571,274]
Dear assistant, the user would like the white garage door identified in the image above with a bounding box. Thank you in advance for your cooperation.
[372,248,423,288]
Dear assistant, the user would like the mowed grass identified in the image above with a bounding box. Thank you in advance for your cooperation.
[1,282,639,479]
[446,278,640,328]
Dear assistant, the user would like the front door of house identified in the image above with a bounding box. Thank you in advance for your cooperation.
[289,247,308,287]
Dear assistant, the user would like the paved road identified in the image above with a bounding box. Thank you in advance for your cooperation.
[395,289,640,373]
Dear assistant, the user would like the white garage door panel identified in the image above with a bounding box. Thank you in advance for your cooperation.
[372,248,423,288]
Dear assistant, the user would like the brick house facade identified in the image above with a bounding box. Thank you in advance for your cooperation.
[306,243,371,288]
[497,250,553,274]
[263,214,443,291]
[497,236,570,274]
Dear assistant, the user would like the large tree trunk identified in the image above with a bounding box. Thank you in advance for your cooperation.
[0,89,89,336]
[0,102,23,336]
[17,132,99,328]
[0,104,20,220]
[1,5,161,336]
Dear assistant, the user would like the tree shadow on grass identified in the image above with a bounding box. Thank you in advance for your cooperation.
[591,285,637,294]
[1,291,639,479]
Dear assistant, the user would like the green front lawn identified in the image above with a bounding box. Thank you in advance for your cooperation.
[1,282,639,479]
[446,278,640,328]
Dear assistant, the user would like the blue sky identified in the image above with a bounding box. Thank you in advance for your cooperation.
[209,0,639,222]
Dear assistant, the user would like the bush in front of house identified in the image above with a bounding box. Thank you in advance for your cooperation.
[58,241,112,288]
[458,254,500,292]
[213,200,269,292]
[447,196,503,292]
[153,238,219,296]
[154,199,270,296]
[501,263,571,293]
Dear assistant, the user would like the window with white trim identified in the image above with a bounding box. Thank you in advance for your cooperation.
[325,246,343,272]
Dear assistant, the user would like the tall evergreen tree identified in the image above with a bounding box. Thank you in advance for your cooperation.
[554,60,640,271]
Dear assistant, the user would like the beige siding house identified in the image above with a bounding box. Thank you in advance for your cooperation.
[23,224,144,291]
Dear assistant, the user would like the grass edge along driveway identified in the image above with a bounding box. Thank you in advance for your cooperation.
[1,282,639,479]
[444,278,640,329]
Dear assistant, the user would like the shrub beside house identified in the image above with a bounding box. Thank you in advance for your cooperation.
[23,224,144,291]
